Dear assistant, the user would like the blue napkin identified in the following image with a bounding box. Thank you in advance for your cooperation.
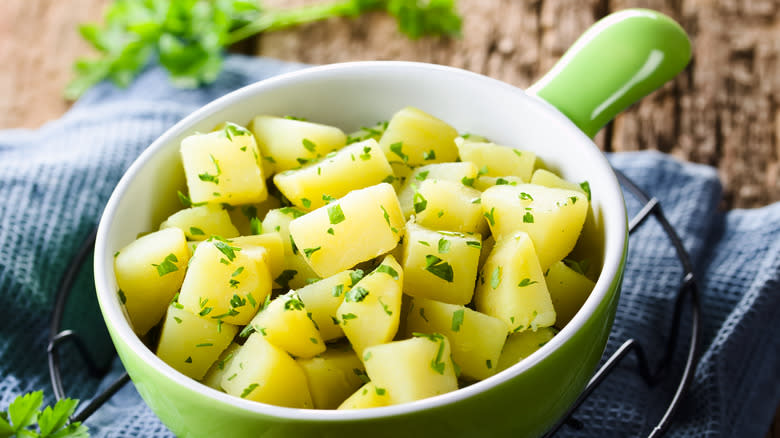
[0,55,777,437]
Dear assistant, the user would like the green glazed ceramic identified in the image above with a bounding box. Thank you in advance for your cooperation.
[95,9,689,438]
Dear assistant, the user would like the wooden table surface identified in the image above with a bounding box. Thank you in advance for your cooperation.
[1,0,777,435]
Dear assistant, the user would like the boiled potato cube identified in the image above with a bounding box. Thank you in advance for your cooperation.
[472,176,525,192]
[455,138,536,181]
[221,333,313,408]
[261,207,321,289]
[362,334,458,405]
[297,270,358,341]
[481,183,588,269]
[406,297,508,380]
[249,115,346,173]
[178,238,272,325]
[397,162,479,217]
[226,197,282,236]
[378,107,459,166]
[337,256,403,355]
[244,290,325,358]
[230,233,285,278]
[401,222,481,305]
[530,169,586,193]
[338,382,391,410]
[114,227,189,335]
[297,348,365,409]
[274,139,394,210]
[412,179,487,235]
[496,327,557,372]
[201,342,241,390]
[474,231,556,332]
[262,207,307,254]
[156,304,238,380]
[180,123,267,205]
[289,183,405,278]
[545,261,595,327]
[160,204,239,241]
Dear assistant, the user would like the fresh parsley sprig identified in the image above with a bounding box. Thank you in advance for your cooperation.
[0,391,88,438]
[66,0,462,99]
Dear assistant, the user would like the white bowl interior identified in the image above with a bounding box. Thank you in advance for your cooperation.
[95,61,626,420]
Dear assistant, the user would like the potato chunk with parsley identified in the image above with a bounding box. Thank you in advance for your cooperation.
[496,327,557,372]
[297,270,360,342]
[412,179,487,235]
[201,342,241,390]
[249,115,346,173]
[455,138,536,182]
[475,231,556,332]
[221,333,313,408]
[273,139,394,211]
[401,222,481,305]
[297,347,366,409]
[481,183,588,270]
[545,260,596,327]
[227,197,281,236]
[180,123,267,205]
[337,255,404,355]
[262,207,321,290]
[243,290,325,358]
[229,233,285,279]
[338,382,391,410]
[114,227,190,335]
[159,204,239,241]
[178,237,272,326]
[362,334,458,405]
[156,303,238,380]
[397,162,479,218]
[289,183,405,278]
[406,297,508,380]
[378,107,459,166]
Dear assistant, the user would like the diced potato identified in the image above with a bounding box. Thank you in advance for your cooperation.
[337,256,404,355]
[545,261,595,327]
[474,231,556,332]
[455,138,536,182]
[180,123,268,205]
[289,183,405,278]
[297,348,365,409]
[178,238,272,325]
[202,342,241,390]
[481,183,588,270]
[397,162,479,217]
[244,290,325,358]
[406,297,508,380]
[262,207,307,254]
[362,334,458,405]
[160,204,239,241]
[230,233,285,278]
[338,382,391,410]
[496,327,557,372]
[401,222,481,305]
[530,169,586,193]
[297,270,358,341]
[274,139,394,210]
[261,207,321,289]
[227,197,282,236]
[249,115,346,173]
[472,176,525,192]
[412,179,487,235]
[156,304,238,380]
[378,107,459,166]
[114,227,190,335]
[221,333,313,408]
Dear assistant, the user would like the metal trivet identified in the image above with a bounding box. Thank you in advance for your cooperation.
[47,170,700,436]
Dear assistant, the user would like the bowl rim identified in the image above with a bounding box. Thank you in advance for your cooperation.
[95,60,628,421]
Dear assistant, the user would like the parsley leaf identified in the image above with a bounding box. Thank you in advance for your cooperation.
[389,142,408,163]
[1,391,88,438]
[152,253,179,276]
[345,286,370,302]
[580,181,592,201]
[375,264,400,280]
[518,278,539,287]
[451,309,465,332]
[424,255,454,282]
[413,192,428,214]
[328,204,346,224]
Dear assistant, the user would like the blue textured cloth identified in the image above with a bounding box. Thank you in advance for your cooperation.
[0,55,777,437]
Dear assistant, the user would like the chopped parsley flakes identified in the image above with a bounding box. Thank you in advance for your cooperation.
[424,255,454,282]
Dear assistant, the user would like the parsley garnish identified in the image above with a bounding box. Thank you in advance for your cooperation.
[423,149,436,160]
[490,266,501,289]
[486,359,493,369]
[461,176,475,187]
[117,289,126,304]
[322,194,336,203]
[563,258,591,275]
[512,149,523,158]
[274,269,297,290]
[519,192,533,201]
[580,181,591,201]
[328,204,345,224]
[413,333,447,374]
[570,196,578,204]
[301,198,312,209]
[483,207,496,226]
[424,255,454,282]
[332,284,344,297]
[189,226,205,236]
[495,177,510,185]
[250,217,262,235]
[195,342,214,348]
[518,278,539,287]
[378,297,393,316]
[380,205,398,233]
[303,246,321,258]
[345,286,369,302]
[419,240,430,246]
[381,174,396,184]
[416,170,430,181]
[523,212,534,223]
[375,387,387,396]
[349,269,365,286]
[279,206,305,218]
[152,253,179,276]
[302,138,316,152]
[197,154,221,184]
[360,146,372,160]
[375,264,399,280]
[184,356,193,363]
[389,142,408,163]
[341,313,358,324]
[327,227,335,235]
[284,293,305,311]
[413,192,428,214]
[466,240,481,249]
[224,122,250,140]
[229,294,246,308]
[0,391,88,438]
[451,309,465,332]
[438,238,450,254]
[240,383,259,398]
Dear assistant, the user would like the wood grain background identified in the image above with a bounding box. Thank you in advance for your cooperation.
[0,0,777,435]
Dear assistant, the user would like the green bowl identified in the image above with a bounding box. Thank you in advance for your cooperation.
[94,9,689,437]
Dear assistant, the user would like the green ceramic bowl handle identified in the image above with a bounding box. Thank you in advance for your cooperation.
[527,9,691,138]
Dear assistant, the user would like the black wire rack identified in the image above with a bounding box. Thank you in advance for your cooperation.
[47,169,700,436]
